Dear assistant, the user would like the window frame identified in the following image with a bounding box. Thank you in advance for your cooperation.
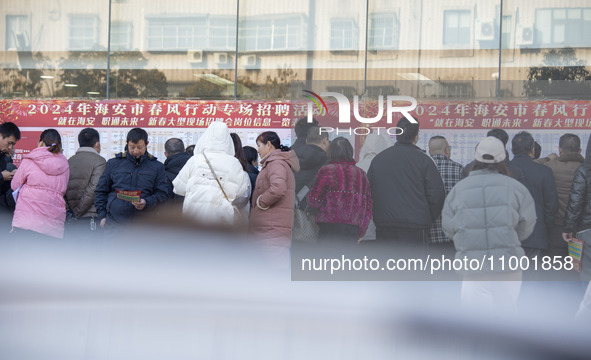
[368,12,400,51]
[329,18,359,51]
[534,7,591,47]
[145,15,207,52]
[110,21,133,51]
[68,14,100,51]
[238,15,305,52]
[442,9,472,47]
[5,14,30,51]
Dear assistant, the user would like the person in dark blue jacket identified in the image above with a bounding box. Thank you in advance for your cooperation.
[462,128,525,183]
[95,128,169,228]
[510,131,558,259]
[163,137,191,200]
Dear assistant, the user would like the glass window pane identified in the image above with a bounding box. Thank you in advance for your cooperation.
[554,9,566,20]
[501,15,511,49]
[69,16,98,50]
[536,9,552,44]
[459,12,470,27]
[553,24,565,43]
[444,10,470,45]
[446,12,458,26]
[567,9,581,19]
[369,14,398,50]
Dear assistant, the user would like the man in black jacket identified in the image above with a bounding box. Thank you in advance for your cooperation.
[368,118,445,251]
[294,126,328,194]
[291,117,318,155]
[563,135,591,282]
[95,128,169,229]
[510,131,558,259]
[163,137,191,200]
[0,122,20,230]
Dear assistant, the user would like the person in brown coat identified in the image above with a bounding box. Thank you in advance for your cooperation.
[536,133,584,258]
[65,128,106,238]
[250,131,300,259]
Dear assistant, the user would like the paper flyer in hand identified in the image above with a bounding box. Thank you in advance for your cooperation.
[568,237,584,272]
[116,190,141,202]
[12,186,22,203]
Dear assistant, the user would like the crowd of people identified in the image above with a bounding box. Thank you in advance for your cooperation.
[0,118,590,315]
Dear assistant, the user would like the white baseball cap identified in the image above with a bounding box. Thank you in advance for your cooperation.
[475,136,506,164]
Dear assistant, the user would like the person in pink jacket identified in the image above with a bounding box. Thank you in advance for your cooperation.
[11,129,70,239]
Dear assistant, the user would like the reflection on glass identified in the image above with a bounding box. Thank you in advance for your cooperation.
[235,0,368,100]
[1,1,109,98]
[0,0,590,101]
[330,19,358,51]
[369,13,399,51]
[535,7,591,47]
[111,22,133,52]
[5,15,30,51]
[502,1,591,99]
[110,0,237,99]
[366,0,500,100]
[501,16,511,49]
[69,15,100,51]
[443,10,471,46]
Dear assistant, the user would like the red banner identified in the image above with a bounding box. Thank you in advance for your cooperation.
[292,100,591,130]
[0,100,292,129]
[2,99,591,130]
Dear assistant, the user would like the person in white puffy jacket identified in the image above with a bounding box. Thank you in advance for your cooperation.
[173,121,250,226]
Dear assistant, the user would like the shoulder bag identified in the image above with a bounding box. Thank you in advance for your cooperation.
[203,153,242,222]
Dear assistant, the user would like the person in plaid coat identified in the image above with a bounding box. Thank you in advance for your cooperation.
[427,136,464,254]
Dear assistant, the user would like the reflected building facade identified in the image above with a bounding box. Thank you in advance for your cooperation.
[1,0,590,100]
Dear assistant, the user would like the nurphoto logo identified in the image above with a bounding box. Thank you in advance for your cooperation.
[303,90,418,135]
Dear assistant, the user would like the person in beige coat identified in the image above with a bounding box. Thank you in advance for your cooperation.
[250,131,300,257]
[65,128,106,238]
[535,133,584,259]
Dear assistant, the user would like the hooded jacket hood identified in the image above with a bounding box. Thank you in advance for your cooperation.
[195,121,235,156]
[262,149,300,173]
[24,147,69,176]
[359,134,389,161]
[357,134,391,173]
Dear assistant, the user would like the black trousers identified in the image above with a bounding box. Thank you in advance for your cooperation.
[375,226,427,257]
[318,223,359,245]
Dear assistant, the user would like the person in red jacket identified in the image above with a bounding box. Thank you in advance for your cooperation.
[307,137,372,244]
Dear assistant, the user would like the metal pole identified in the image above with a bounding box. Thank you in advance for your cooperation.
[106,0,112,99]
[234,0,240,100]
[363,0,369,96]
[497,0,503,99]
[305,0,316,92]
[417,0,424,98]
